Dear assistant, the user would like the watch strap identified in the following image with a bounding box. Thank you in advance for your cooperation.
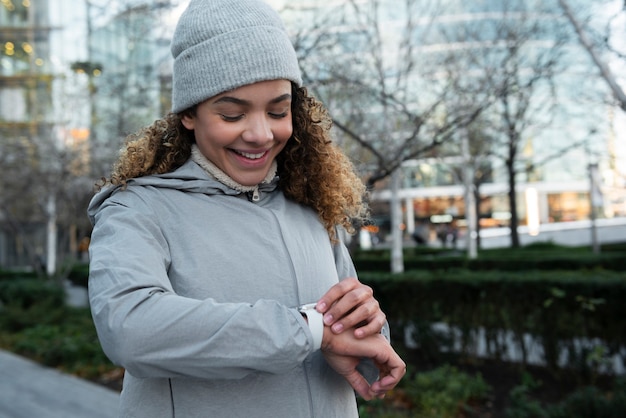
[298,303,323,350]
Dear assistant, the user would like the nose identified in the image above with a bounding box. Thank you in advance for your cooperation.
[241,113,273,144]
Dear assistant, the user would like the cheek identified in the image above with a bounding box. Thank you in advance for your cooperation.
[276,121,294,142]
[197,122,236,146]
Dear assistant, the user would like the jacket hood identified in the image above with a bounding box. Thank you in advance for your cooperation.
[87,159,279,223]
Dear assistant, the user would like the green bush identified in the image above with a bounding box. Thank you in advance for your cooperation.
[360,268,625,377]
[0,270,39,281]
[406,365,492,418]
[358,399,411,418]
[549,382,626,418]
[0,277,116,379]
[0,278,66,332]
[505,384,549,418]
[67,263,89,288]
[504,377,626,418]
[353,243,626,272]
[10,307,114,378]
[358,364,492,418]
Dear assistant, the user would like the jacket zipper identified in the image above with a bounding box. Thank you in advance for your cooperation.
[248,188,260,202]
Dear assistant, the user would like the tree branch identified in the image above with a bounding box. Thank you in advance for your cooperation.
[558,0,626,111]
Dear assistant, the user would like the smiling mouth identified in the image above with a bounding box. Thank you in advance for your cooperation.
[233,150,267,160]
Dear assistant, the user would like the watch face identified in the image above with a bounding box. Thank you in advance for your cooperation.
[299,303,317,312]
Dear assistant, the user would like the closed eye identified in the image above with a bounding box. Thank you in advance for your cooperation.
[269,111,289,119]
[220,114,244,122]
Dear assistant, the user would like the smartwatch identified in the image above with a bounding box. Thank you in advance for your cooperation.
[298,303,324,350]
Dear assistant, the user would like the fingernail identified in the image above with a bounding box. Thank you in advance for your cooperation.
[355,329,364,338]
[316,301,326,312]
[323,314,333,325]
[332,323,343,333]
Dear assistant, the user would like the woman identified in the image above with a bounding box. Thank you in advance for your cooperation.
[87,0,405,416]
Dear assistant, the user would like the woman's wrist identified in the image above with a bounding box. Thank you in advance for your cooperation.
[298,303,324,350]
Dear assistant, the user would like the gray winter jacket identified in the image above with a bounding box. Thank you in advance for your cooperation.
[87,159,363,417]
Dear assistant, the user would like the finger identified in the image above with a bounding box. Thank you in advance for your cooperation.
[367,365,395,399]
[368,386,388,400]
[343,369,374,401]
[324,285,374,328]
[328,298,381,335]
[316,277,360,314]
[352,312,386,338]
[370,358,407,392]
[372,370,404,392]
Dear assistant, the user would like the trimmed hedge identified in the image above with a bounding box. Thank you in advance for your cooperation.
[0,270,41,281]
[2,251,626,416]
[67,264,89,288]
[353,250,626,272]
[0,278,66,332]
[360,269,626,373]
[0,277,116,378]
[10,308,113,377]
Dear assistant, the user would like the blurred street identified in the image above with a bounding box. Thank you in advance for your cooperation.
[0,350,118,418]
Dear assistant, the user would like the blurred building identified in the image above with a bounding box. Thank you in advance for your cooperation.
[274,0,626,246]
[1,0,624,268]
[0,1,53,132]
[88,1,174,166]
[0,0,175,269]
[0,0,55,267]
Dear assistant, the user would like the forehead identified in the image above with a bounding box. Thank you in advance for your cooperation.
[212,80,292,103]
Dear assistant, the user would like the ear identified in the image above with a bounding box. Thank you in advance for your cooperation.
[181,114,195,130]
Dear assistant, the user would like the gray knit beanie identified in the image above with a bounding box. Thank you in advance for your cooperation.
[171,0,302,113]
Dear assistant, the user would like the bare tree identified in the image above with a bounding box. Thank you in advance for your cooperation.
[294,0,485,188]
[289,0,490,270]
[0,116,92,275]
[443,120,496,252]
[438,2,574,248]
[0,136,46,271]
[86,0,178,178]
[558,0,626,111]
[0,1,178,273]
[0,0,81,274]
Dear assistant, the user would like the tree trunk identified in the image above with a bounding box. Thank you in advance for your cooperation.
[507,160,520,248]
[473,185,482,249]
[461,130,477,259]
[390,168,404,273]
[46,194,57,277]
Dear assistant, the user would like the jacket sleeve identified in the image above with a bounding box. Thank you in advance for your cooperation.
[88,193,314,381]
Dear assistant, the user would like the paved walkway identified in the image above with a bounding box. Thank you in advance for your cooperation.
[0,350,119,418]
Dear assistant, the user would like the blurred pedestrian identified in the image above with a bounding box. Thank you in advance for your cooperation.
[87,0,405,417]
[411,222,428,245]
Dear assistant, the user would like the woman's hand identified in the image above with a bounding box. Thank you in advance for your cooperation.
[316,277,386,338]
[321,326,406,400]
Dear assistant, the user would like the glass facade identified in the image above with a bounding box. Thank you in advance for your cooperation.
[276,0,625,242]
[88,3,174,165]
[0,0,54,267]
[1,0,623,265]
[0,0,174,268]
[0,0,52,125]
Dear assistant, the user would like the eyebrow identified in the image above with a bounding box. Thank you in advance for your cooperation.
[213,93,292,106]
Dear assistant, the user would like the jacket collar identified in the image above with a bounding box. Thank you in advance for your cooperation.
[190,144,277,194]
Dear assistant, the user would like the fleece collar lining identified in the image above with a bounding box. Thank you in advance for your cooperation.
[190,144,277,193]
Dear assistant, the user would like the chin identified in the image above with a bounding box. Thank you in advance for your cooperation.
[236,175,266,187]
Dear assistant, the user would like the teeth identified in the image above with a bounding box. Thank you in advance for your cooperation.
[236,150,265,160]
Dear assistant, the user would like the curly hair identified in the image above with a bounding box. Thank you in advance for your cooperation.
[99,84,369,240]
